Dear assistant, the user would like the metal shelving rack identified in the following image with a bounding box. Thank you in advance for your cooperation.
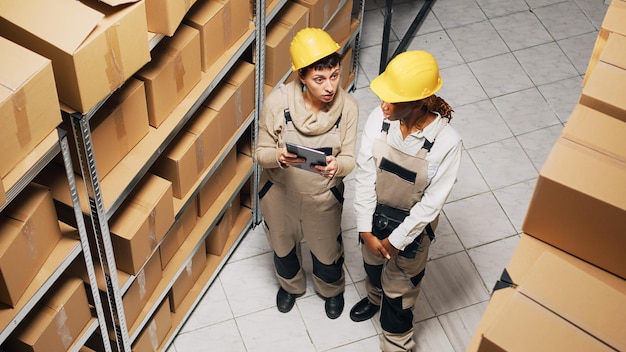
[0,128,111,351]
[63,6,261,352]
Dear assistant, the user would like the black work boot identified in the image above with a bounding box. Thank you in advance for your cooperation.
[325,292,344,319]
[349,297,379,322]
[276,287,304,313]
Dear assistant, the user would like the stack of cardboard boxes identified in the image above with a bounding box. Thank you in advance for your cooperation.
[468,1,626,350]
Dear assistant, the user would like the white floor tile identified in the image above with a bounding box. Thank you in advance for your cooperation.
[421,252,490,315]
[468,137,537,190]
[444,192,517,248]
[174,319,246,352]
[179,278,233,333]
[413,317,455,352]
[299,284,379,351]
[438,302,490,352]
[492,87,561,135]
[236,307,316,352]
[467,235,520,289]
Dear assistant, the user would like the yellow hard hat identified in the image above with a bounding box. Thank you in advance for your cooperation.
[290,28,340,71]
[370,50,443,103]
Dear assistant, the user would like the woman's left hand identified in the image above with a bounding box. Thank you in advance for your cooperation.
[314,155,338,179]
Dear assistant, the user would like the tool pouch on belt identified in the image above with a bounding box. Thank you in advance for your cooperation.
[371,203,429,259]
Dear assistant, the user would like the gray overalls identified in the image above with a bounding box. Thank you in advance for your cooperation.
[259,96,345,299]
[363,119,446,352]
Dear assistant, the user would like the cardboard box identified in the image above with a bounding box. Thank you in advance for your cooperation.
[0,37,61,178]
[136,24,202,128]
[522,137,626,279]
[0,183,62,306]
[5,277,92,352]
[168,246,207,312]
[276,2,310,42]
[583,0,626,86]
[0,0,150,113]
[202,83,238,140]
[225,61,256,127]
[64,78,149,179]
[221,0,252,49]
[160,200,198,269]
[478,291,614,352]
[324,0,353,44]
[0,179,6,209]
[197,168,222,217]
[184,0,227,72]
[128,173,175,247]
[340,46,353,88]
[109,202,153,275]
[156,24,202,102]
[185,107,223,175]
[580,61,626,123]
[120,252,162,329]
[205,206,233,256]
[561,104,626,161]
[469,234,626,351]
[145,0,198,36]
[598,32,626,70]
[221,148,238,190]
[150,131,201,199]
[265,22,292,87]
[132,296,172,352]
[294,0,326,29]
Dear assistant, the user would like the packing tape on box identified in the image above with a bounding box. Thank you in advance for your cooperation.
[105,28,125,91]
[23,220,39,261]
[234,89,243,126]
[137,269,147,300]
[149,208,157,251]
[173,52,186,96]
[185,257,193,277]
[147,319,159,351]
[194,133,206,173]
[11,88,31,148]
[222,2,232,47]
[55,307,73,350]
[112,107,129,153]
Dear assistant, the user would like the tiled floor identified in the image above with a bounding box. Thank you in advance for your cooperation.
[171,0,609,351]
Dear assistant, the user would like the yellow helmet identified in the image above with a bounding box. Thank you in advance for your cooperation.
[370,50,443,103]
[290,28,340,71]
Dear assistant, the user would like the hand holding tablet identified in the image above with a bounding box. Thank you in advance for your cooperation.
[285,142,327,172]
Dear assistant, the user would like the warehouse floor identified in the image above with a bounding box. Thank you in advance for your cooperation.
[170,0,609,350]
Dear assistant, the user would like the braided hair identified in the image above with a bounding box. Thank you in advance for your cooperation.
[423,94,454,121]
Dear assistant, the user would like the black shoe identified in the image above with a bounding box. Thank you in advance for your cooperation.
[349,297,379,322]
[276,287,304,313]
[325,293,344,319]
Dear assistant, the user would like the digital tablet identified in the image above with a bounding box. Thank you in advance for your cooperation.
[285,142,327,171]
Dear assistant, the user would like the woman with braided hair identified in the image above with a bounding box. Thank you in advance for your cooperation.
[350,51,462,352]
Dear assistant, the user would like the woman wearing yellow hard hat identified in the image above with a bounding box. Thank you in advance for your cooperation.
[255,28,358,319]
[350,50,462,351]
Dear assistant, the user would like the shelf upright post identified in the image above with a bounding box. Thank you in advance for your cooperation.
[57,128,113,352]
[351,0,366,90]
[67,112,131,352]
[379,0,436,73]
[253,0,267,225]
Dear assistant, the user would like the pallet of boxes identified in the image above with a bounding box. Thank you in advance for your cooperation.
[467,1,626,351]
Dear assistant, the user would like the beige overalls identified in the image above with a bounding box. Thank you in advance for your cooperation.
[363,119,446,352]
[259,92,345,299]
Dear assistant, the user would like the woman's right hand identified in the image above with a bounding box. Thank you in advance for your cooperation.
[277,147,305,167]
[360,232,391,259]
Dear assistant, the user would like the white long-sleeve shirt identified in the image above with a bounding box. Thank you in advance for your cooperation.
[354,106,463,251]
